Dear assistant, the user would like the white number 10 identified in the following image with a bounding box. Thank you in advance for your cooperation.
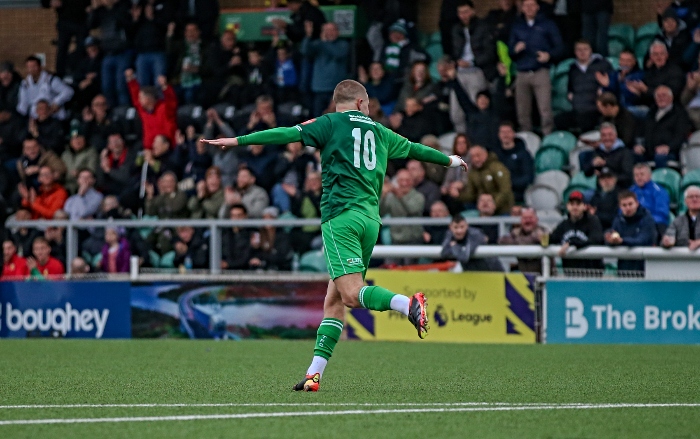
[352,128,376,171]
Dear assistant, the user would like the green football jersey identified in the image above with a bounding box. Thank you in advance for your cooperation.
[295,110,412,223]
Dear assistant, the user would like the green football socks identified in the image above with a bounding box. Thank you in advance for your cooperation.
[358,285,395,311]
[313,318,344,361]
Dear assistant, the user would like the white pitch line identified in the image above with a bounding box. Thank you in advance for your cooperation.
[0,403,699,426]
[0,402,539,410]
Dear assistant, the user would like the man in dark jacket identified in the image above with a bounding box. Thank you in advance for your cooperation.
[25,100,65,155]
[640,85,691,168]
[276,0,326,44]
[450,1,497,96]
[551,190,605,274]
[581,0,613,57]
[494,121,534,203]
[132,0,171,87]
[441,215,503,271]
[655,7,692,69]
[171,226,209,269]
[88,0,133,107]
[392,97,435,143]
[596,92,637,149]
[177,0,219,42]
[447,65,499,150]
[221,203,253,270]
[606,190,657,273]
[632,41,685,105]
[42,0,91,77]
[486,0,518,42]
[589,167,619,230]
[583,122,634,189]
[71,37,103,111]
[508,0,564,134]
[556,39,611,133]
[0,62,24,162]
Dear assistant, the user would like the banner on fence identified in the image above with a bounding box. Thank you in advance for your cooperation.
[131,281,328,339]
[546,280,700,344]
[0,281,131,339]
[346,271,536,343]
[219,6,356,41]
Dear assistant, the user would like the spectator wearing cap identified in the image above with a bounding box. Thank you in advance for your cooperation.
[458,145,514,215]
[494,121,534,204]
[583,122,633,189]
[2,239,29,279]
[61,127,98,193]
[63,169,103,220]
[16,56,74,121]
[0,61,23,162]
[508,0,564,135]
[381,20,429,86]
[449,0,497,105]
[633,42,685,106]
[499,207,549,274]
[589,166,619,230]
[72,36,103,111]
[24,99,65,155]
[87,0,133,107]
[125,68,178,149]
[555,39,612,133]
[662,186,700,250]
[131,0,170,87]
[597,49,647,119]
[19,165,68,220]
[605,190,657,273]
[638,85,691,168]
[595,92,637,149]
[630,163,670,237]
[301,22,350,117]
[654,7,692,69]
[41,0,90,77]
[550,190,604,274]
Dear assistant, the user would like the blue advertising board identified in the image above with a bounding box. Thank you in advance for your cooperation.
[547,280,700,344]
[0,282,131,339]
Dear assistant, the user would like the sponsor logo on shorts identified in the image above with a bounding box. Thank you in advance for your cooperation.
[346,258,362,266]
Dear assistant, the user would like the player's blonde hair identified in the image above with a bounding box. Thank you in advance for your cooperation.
[333,80,368,104]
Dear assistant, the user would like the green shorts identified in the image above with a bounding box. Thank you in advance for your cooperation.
[321,209,380,280]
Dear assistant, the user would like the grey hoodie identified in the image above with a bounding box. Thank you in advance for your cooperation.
[441,228,503,272]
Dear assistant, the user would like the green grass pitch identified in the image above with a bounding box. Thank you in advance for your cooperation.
[0,340,698,438]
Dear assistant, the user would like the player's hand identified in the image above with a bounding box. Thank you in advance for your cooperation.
[200,137,238,149]
[448,155,468,172]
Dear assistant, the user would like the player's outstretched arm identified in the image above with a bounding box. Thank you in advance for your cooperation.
[201,126,303,149]
[407,142,468,172]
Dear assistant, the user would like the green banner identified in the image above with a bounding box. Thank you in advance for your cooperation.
[220,6,356,42]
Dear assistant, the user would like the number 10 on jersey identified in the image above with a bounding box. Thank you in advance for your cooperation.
[352,128,376,170]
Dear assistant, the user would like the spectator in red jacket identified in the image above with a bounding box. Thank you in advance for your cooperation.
[19,165,68,219]
[27,236,65,278]
[2,239,29,279]
[125,69,177,149]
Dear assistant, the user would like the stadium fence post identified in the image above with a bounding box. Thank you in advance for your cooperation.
[209,224,222,274]
[66,224,77,275]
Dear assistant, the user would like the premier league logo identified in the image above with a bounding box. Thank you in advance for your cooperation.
[434,305,448,327]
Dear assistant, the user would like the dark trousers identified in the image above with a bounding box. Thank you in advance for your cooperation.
[56,20,88,77]
[582,11,611,57]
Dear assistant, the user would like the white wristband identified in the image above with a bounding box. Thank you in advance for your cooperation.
[448,155,462,168]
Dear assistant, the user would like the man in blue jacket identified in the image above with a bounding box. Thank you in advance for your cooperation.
[630,163,670,237]
[508,0,564,135]
[301,22,349,116]
[605,190,657,273]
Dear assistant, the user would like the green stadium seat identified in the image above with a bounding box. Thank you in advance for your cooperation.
[681,169,700,193]
[606,56,620,70]
[608,23,635,48]
[552,94,573,114]
[569,172,598,190]
[542,131,578,154]
[299,250,327,273]
[552,58,575,80]
[429,60,440,81]
[425,43,443,62]
[634,37,654,59]
[148,250,161,268]
[159,251,176,268]
[636,22,660,41]
[608,39,627,58]
[92,253,102,269]
[652,168,682,206]
[535,146,568,173]
[429,31,442,45]
[278,211,297,233]
[461,209,480,218]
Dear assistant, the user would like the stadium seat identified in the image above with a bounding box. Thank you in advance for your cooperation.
[535,146,568,173]
[425,43,443,62]
[299,250,327,273]
[636,22,660,41]
[429,60,440,81]
[569,171,598,190]
[652,168,681,206]
[111,105,142,144]
[608,23,635,49]
[428,31,442,45]
[92,253,102,269]
[159,251,176,268]
[569,146,594,175]
[278,101,308,126]
[515,131,541,157]
[438,132,457,155]
[542,131,578,154]
[681,144,700,172]
[607,39,627,58]
[461,209,480,218]
[606,56,620,70]
[634,37,654,60]
[212,102,236,125]
[177,104,206,131]
[278,211,297,233]
[535,170,570,197]
[681,169,700,193]
[148,250,161,268]
[552,58,575,81]
[525,184,561,211]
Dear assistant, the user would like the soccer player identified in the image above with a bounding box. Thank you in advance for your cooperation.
[202,80,467,392]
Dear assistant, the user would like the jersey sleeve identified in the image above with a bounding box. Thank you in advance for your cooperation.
[237,127,302,146]
[381,124,412,159]
[381,124,451,166]
[295,115,333,149]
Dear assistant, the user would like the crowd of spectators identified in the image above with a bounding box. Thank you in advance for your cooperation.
[2,0,700,279]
